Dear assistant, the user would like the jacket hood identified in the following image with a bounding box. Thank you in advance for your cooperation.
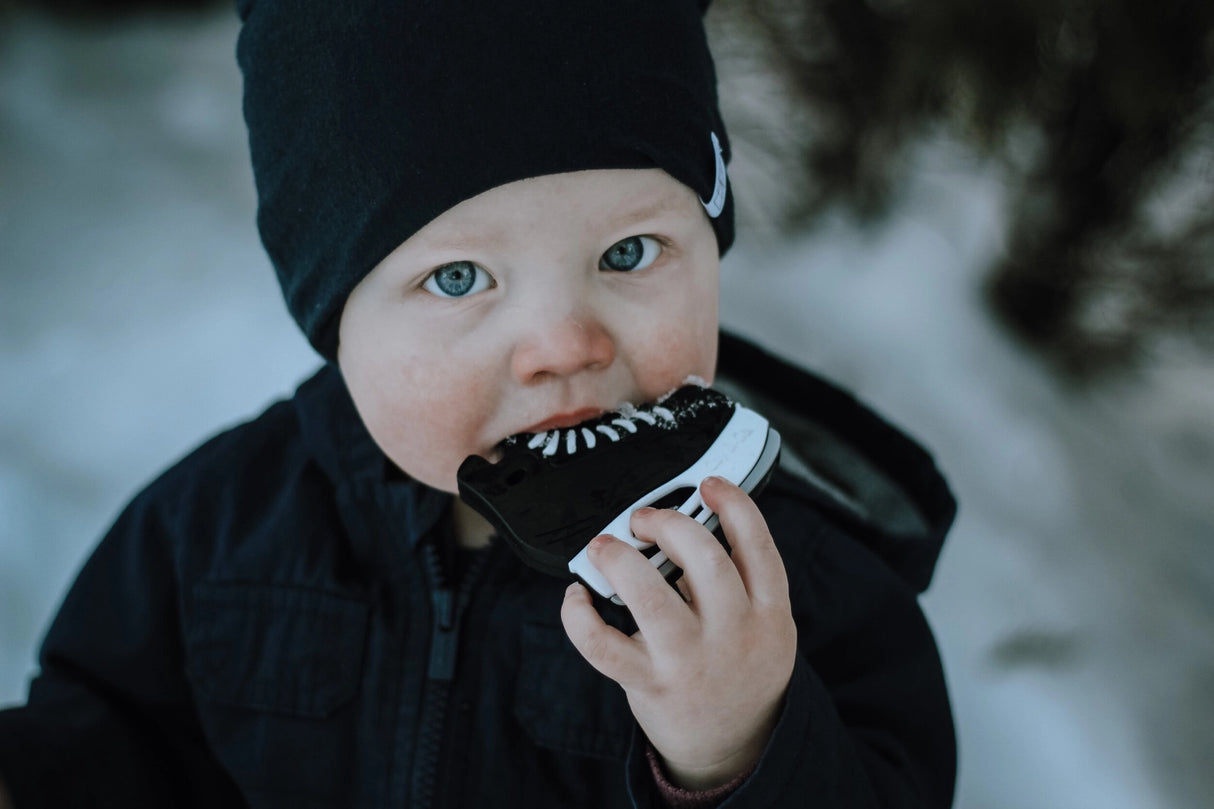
[291,332,956,591]
[715,331,955,593]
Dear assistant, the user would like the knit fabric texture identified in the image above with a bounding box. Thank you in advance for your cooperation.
[237,0,735,360]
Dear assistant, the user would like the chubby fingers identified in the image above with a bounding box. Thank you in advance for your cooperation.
[560,578,651,687]
[587,534,696,646]
[628,505,750,621]
[698,476,791,611]
[561,530,699,681]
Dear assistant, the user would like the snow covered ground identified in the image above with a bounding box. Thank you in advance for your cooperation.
[2,8,1212,808]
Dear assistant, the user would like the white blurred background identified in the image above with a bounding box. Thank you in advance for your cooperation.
[2,6,1212,808]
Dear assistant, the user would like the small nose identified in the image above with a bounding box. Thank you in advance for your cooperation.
[511,312,615,384]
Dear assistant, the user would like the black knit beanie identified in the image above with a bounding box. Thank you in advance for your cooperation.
[237,0,734,360]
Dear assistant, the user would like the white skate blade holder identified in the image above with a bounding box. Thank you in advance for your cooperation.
[568,405,780,605]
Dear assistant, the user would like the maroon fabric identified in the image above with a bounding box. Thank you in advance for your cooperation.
[647,745,754,809]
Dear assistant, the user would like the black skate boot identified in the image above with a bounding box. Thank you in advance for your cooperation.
[456,385,781,604]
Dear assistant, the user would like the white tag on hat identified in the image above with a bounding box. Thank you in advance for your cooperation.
[700,131,727,219]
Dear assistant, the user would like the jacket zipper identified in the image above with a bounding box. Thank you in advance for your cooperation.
[411,541,488,809]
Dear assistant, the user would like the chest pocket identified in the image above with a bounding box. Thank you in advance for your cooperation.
[186,575,366,714]
[185,583,372,805]
[186,582,370,718]
[513,622,633,760]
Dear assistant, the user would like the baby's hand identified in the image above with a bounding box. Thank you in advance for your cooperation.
[560,476,797,790]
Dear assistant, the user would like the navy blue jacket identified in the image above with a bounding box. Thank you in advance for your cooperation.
[0,333,957,808]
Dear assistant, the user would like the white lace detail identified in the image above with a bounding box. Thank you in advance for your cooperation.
[523,401,681,458]
[595,424,620,442]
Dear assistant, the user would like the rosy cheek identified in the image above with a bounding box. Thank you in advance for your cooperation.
[640,319,718,394]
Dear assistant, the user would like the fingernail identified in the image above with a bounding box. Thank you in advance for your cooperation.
[634,507,656,517]
[589,535,612,552]
[565,582,582,598]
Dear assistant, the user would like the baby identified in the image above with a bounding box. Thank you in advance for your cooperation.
[0,2,957,807]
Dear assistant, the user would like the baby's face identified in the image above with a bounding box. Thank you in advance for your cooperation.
[338,168,720,494]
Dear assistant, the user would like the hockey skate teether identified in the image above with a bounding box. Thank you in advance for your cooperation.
[456,385,782,605]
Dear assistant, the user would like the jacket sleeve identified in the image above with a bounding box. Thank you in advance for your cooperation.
[626,499,956,808]
[0,486,243,808]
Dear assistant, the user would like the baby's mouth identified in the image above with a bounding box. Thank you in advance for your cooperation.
[520,407,608,435]
[500,403,635,448]
[489,380,706,457]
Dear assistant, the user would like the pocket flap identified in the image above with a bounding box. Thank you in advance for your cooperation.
[186,583,369,719]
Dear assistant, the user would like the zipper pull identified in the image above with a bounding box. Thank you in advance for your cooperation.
[422,538,493,683]
[428,586,458,681]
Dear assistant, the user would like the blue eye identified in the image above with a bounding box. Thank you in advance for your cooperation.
[422,261,493,298]
[600,236,662,272]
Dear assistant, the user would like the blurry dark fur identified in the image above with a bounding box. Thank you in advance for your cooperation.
[707,0,1214,378]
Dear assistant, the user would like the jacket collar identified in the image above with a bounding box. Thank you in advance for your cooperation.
[292,362,450,575]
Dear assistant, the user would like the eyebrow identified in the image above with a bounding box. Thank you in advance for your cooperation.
[418,190,690,253]
[420,229,501,253]
[605,192,687,231]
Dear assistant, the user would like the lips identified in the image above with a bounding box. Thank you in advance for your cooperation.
[521,407,607,435]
